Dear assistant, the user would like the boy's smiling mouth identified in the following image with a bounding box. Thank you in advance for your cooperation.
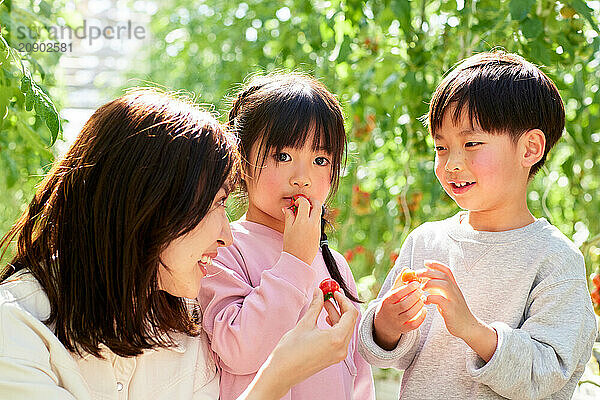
[448,180,476,194]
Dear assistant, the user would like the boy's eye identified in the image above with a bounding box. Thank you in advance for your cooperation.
[274,152,291,162]
[465,142,482,148]
[434,145,446,152]
[314,156,330,166]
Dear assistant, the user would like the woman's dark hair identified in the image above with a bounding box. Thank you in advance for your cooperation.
[428,50,565,178]
[228,72,360,303]
[0,88,240,357]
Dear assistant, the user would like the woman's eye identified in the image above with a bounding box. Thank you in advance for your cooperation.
[315,157,330,166]
[217,197,228,207]
[274,153,291,162]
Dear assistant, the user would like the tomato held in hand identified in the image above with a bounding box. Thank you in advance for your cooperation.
[392,269,422,290]
[319,278,340,301]
[289,194,311,216]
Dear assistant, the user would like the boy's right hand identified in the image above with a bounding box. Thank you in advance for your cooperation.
[373,279,427,350]
[281,196,322,266]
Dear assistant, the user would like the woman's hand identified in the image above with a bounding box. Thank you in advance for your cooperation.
[239,289,358,400]
[281,197,322,265]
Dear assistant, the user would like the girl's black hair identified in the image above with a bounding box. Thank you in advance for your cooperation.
[229,72,360,303]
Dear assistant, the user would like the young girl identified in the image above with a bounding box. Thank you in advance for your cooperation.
[199,73,375,400]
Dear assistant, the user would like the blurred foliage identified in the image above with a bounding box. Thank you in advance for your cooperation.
[138,0,600,301]
[0,0,65,242]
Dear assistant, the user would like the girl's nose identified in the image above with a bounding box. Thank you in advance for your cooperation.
[291,177,311,187]
[290,167,311,187]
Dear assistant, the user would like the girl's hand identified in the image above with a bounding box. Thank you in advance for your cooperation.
[373,278,427,350]
[281,196,322,265]
[418,261,497,361]
[240,289,358,400]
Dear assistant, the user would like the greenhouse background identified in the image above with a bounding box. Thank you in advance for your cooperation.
[1,0,599,397]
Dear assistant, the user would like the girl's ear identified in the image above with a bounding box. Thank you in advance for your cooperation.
[520,129,546,168]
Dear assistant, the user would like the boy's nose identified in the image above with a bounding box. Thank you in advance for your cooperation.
[445,152,465,172]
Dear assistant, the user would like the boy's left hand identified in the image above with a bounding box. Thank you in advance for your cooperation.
[417,261,475,340]
[417,261,497,362]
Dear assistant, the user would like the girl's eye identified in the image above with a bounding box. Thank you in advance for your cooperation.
[465,142,482,148]
[314,157,330,166]
[274,153,291,162]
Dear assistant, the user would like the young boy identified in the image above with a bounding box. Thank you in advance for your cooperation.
[358,51,597,399]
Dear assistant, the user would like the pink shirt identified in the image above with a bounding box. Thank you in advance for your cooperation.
[199,220,375,400]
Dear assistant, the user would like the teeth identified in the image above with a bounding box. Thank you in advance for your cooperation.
[452,182,472,187]
[200,255,212,265]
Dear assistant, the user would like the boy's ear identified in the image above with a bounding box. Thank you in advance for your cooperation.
[520,129,546,168]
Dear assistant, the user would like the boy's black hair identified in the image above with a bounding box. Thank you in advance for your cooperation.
[228,72,361,303]
[428,51,565,177]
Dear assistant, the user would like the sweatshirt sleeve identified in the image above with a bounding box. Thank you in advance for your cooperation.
[357,232,421,369]
[198,246,317,375]
[332,251,376,400]
[466,252,598,399]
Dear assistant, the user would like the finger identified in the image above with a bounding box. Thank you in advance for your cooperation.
[326,315,333,327]
[416,268,447,281]
[333,290,356,316]
[424,260,456,284]
[296,289,323,329]
[421,278,451,295]
[404,307,427,330]
[323,299,341,325]
[424,294,449,309]
[391,288,423,310]
[399,297,424,322]
[295,196,312,217]
[309,198,323,219]
[331,303,358,338]
[282,207,295,227]
[386,281,420,303]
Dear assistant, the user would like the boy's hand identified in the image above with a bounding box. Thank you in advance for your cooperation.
[419,261,497,362]
[373,279,427,350]
[282,196,322,266]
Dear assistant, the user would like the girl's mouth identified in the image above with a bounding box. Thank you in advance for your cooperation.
[449,181,475,194]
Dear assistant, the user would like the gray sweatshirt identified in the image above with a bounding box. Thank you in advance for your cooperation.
[358,212,597,399]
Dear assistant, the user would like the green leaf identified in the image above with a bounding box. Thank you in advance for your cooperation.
[20,75,32,95]
[521,17,543,39]
[509,0,535,21]
[24,89,34,111]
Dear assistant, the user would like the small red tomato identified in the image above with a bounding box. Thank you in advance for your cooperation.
[289,194,311,215]
[591,273,600,289]
[401,269,420,283]
[319,278,340,301]
[344,249,355,262]
[591,288,600,305]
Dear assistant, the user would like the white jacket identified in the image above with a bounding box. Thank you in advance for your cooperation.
[0,270,219,400]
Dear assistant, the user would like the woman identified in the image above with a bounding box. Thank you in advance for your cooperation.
[0,88,358,399]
